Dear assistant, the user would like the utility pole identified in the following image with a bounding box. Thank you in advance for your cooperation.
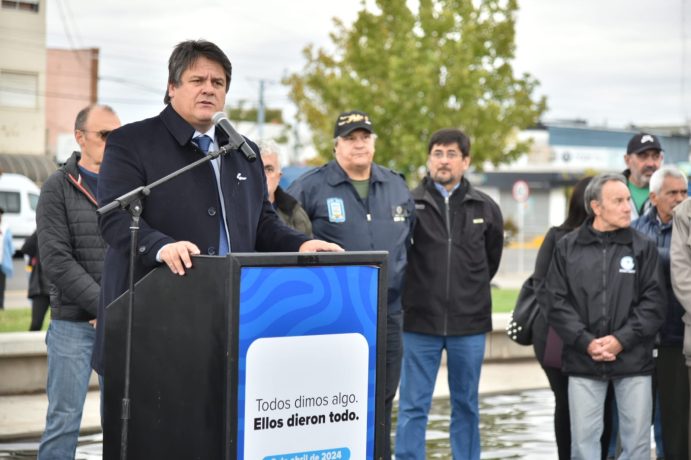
[292,120,302,164]
[257,80,266,139]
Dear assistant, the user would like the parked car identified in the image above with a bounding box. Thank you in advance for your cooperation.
[0,173,40,255]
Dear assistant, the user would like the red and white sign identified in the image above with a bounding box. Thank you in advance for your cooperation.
[512,180,530,203]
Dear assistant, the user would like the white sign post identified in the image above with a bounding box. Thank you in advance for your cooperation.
[512,180,530,274]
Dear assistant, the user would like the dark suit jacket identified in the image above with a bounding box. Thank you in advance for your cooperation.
[92,104,308,373]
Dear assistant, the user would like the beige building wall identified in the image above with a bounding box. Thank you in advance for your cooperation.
[46,48,99,158]
[0,0,46,155]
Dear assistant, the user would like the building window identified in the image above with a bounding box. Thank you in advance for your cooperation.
[1,0,39,12]
[0,71,38,109]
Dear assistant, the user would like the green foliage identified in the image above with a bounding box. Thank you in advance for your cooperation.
[228,107,284,124]
[285,0,546,176]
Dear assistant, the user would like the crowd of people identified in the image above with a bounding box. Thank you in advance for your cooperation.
[24,38,691,460]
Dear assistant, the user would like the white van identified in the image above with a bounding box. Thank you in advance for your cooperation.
[0,173,40,254]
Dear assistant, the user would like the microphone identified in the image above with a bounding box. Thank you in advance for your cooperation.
[212,112,257,162]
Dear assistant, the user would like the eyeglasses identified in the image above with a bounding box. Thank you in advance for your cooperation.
[80,130,112,140]
[430,150,462,160]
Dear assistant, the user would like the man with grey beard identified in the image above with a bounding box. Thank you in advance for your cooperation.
[623,132,663,219]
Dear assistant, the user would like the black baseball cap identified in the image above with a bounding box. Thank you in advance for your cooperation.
[627,133,662,155]
[334,110,374,137]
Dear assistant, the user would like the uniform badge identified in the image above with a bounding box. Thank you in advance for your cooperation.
[392,205,409,222]
[619,256,636,274]
[327,198,346,223]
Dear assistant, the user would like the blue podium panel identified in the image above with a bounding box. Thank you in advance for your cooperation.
[229,253,387,460]
[238,266,377,459]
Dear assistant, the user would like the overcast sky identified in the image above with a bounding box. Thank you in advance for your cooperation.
[45,0,691,129]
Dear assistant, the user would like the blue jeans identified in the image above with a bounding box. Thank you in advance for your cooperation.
[38,319,97,459]
[569,375,652,460]
[395,332,485,460]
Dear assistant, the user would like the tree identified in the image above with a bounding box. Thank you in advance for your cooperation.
[285,0,547,176]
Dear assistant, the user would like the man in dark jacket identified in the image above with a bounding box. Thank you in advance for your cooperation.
[288,110,415,459]
[258,139,312,236]
[547,173,666,460]
[395,128,503,460]
[36,104,121,459]
[631,165,689,459]
[95,40,340,375]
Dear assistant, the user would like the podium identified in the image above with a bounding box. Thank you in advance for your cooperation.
[104,252,388,460]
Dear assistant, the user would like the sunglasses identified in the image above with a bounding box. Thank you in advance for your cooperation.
[80,129,112,140]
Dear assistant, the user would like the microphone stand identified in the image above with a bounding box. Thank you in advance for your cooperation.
[97,143,235,460]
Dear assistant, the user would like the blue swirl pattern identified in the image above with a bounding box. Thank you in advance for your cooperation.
[237,265,380,459]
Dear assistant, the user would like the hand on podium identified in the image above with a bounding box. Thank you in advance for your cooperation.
[299,240,344,252]
[159,241,201,275]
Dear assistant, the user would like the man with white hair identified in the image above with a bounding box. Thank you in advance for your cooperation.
[632,166,689,459]
[257,140,312,236]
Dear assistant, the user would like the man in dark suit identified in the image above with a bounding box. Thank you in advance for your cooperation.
[93,39,340,375]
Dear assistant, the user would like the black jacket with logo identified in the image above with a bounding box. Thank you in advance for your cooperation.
[36,151,106,322]
[402,176,503,336]
[546,221,666,379]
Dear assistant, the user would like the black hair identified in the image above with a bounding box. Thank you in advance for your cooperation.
[427,128,471,157]
[163,40,233,104]
[559,176,593,231]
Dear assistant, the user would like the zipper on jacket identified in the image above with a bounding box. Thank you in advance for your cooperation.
[444,195,452,336]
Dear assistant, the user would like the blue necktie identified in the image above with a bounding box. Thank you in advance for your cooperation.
[193,135,230,256]
[194,134,212,154]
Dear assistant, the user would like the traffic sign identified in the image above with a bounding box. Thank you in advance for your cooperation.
[512,180,530,203]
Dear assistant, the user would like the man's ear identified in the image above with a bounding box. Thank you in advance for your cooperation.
[648,191,659,208]
[75,130,86,149]
[623,154,632,169]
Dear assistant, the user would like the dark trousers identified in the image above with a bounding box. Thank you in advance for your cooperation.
[543,366,570,459]
[0,271,5,309]
[29,295,50,331]
[383,311,402,460]
[688,366,691,457]
[542,366,613,460]
[656,346,689,460]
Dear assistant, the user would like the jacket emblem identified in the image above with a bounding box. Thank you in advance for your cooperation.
[619,256,636,274]
[327,197,346,223]
[392,205,409,222]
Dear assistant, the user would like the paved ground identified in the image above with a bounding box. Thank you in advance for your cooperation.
[0,359,547,441]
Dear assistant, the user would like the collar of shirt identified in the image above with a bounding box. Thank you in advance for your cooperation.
[193,126,218,152]
[433,180,460,198]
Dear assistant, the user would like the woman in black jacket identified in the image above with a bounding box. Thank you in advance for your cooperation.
[21,231,50,331]
[531,176,611,460]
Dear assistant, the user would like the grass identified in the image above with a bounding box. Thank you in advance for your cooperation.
[491,288,519,313]
[0,307,49,333]
[0,289,519,332]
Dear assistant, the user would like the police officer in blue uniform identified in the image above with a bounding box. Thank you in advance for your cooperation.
[288,110,415,459]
